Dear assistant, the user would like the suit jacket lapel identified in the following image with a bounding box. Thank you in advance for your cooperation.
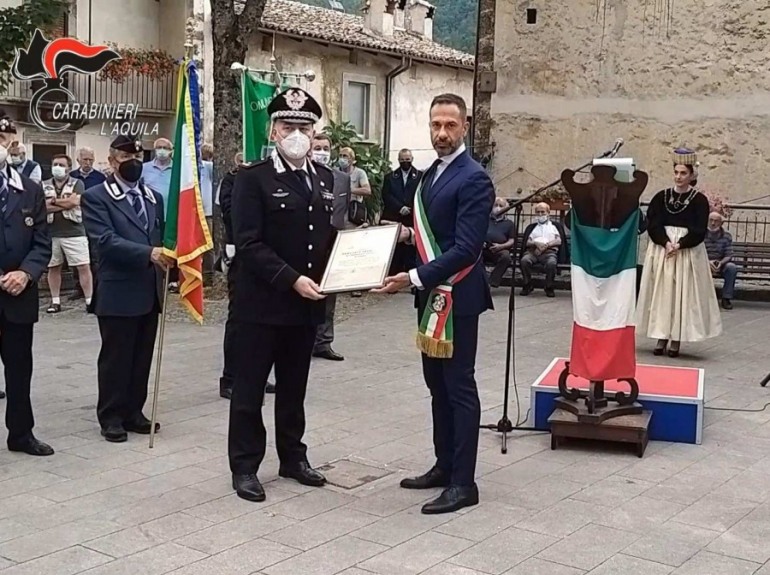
[425,153,466,211]
[106,179,149,235]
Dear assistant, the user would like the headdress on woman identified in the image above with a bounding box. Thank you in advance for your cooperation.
[672,147,697,166]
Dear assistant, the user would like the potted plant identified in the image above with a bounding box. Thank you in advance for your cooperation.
[530,181,571,212]
[701,188,733,219]
[99,45,177,84]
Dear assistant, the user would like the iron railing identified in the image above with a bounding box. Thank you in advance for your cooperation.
[500,200,770,244]
[0,69,177,115]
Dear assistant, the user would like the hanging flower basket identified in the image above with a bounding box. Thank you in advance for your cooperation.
[701,188,733,219]
[98,45,177,84]
[530,182,571,211]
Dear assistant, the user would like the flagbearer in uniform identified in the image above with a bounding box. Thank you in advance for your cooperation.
[82,135,173,443]
[228,88,335,502]
[0,110,54,456]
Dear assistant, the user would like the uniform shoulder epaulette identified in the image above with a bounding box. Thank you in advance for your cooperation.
[241,158,270,170]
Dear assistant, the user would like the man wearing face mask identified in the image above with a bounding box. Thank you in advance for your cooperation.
[382,148,421,275]
[520,202,564,297]
[82,135,173,443]
[143,138,178,292]
[8,143,42,185]
[309,132,350,361]
[704,211,736,310]
[228,88,335,502]
[483,197,516,288]
[42,154,92,314]
[0,110,54,456]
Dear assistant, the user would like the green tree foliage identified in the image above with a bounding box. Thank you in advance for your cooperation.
[323,120,392,222]
[298,0,477,53]
[0,0,69,92]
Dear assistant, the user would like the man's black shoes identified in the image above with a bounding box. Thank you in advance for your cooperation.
[101,425,128,443]
[124,415,160,435]
[8,436,54,456]
[232,474,266,502]
[279,461,327,487]
[400,466,451,490]
[421,484,479,514]
[313,348,345,361]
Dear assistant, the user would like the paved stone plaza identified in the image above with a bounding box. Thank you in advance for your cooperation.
[2,290,770,574]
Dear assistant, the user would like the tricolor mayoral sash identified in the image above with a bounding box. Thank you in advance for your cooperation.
[412,176,475,359]
[569,209,639,381]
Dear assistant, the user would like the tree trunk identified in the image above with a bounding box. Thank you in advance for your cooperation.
[472,0,496,168]
[210,0,267,253]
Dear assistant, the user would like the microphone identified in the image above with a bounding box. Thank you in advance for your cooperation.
[608,138,624,158]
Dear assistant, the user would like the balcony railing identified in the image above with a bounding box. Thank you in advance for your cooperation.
[1,68,177,115]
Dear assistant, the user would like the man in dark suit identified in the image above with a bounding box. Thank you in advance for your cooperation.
[228,88,335,502]
[382,148,421,274]
[310,133,349,361]
[82,135,173,443]
[375,94,494,514]
[0,111,54,456]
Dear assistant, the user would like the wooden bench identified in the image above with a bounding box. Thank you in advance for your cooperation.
[731,242,770,281]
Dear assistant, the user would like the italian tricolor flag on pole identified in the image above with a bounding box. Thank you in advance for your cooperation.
[568,211,639,381]
[163,59,213,323]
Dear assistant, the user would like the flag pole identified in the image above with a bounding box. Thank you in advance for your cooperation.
[149,266,171,449]
[148,20,197,449]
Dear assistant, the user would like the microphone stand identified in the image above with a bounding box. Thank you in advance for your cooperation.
[761,373,770,387]
[480,145,620,454]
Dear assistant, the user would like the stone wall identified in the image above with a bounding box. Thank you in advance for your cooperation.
[489,0,770,203]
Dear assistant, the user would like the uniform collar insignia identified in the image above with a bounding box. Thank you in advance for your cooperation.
[105,178,156,204]
[7,168,23,192]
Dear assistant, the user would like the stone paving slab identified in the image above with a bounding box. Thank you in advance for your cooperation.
[1,290,770,574]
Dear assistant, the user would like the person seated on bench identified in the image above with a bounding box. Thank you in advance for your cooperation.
[520,202,565,298]
[483,197,516,288]
[704,211,736,310]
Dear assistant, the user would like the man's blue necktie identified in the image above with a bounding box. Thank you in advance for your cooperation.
[128,189,148,229]
[0,172,8,217]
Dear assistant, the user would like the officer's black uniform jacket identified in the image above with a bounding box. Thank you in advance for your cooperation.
[0,166,51,324]
[230,150,335,326]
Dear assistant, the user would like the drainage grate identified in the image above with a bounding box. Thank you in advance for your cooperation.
[317,459,393,490]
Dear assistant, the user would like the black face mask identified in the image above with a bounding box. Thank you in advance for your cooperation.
[118,158,143,183]
[399,161,412,172]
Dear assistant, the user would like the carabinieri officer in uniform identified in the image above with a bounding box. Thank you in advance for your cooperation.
[82,135,172,443]
[0,110,54,456]
[229,88,335,502]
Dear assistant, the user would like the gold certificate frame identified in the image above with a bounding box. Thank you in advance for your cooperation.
[319,224,401,294]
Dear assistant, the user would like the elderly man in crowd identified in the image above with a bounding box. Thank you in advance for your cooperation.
[704,211,737,310]
[520,202,562,297]
[8,143,41,184]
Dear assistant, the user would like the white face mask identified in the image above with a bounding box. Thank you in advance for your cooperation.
[52,165,67,179]
[155,148,171,160]
[536,215,549,224]
[278,129,311,161]
[9,155,22,166]
[0,145,7,166]
[312,150,331,165]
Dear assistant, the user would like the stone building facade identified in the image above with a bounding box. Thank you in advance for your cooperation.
[486,0,770,203]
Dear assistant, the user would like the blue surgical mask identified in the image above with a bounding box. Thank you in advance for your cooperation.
[338,158,350,170]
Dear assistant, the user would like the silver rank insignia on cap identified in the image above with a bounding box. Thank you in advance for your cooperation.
[24,217,34,227]
[284,89,308,111]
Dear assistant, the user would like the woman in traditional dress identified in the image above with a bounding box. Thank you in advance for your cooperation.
[636,148,722,357]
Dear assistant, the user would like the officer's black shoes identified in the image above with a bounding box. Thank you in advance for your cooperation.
[220,387,232,400]
[0,389,5,399]
[400,466,451,490]
[279,461,327,487]
[124,415,160,435]
[232,473,266,502]
[8,436,54,456]
[313,348,345,361]
[265,382,276,394]
[421,484,479,515]
[101,425,128,443]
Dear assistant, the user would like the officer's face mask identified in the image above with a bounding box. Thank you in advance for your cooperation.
[278,129,311,161]
[117,158,143,183]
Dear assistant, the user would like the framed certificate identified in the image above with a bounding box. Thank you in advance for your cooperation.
[320,224,401,294]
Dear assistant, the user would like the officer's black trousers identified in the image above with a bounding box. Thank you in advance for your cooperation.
[0,316,35,443]
[228,322,315,475]
[96,313,158,428]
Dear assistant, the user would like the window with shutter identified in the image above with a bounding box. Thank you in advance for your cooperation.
[45,10,69,38]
